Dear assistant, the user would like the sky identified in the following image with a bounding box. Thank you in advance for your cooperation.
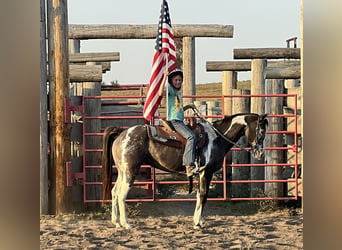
[68,0,301,84]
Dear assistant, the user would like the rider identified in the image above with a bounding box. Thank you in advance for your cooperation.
[158,69,198,177]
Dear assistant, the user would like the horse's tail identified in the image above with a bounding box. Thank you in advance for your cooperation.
[101,126,124,203]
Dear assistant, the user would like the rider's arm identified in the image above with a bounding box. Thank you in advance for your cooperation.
[158,70,169,97]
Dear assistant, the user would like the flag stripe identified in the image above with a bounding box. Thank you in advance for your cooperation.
[143,54,165,120]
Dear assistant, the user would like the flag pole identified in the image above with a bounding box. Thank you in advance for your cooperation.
[165,53,169,120]
[143,0,176,124]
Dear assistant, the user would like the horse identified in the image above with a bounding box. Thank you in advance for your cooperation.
[102,112,268,229]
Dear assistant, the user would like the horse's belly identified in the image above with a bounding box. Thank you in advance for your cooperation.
[148,142,184,172]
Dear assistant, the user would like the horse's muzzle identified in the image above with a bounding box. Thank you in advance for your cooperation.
[253,148,264,160]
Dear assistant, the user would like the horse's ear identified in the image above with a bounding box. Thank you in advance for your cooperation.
[260,113,268,120]
[259,114,268,126]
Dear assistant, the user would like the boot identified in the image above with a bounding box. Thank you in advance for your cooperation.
[186,162,198,177]
[185,165,196,177]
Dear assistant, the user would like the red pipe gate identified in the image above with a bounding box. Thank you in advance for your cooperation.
[66,86,300,204]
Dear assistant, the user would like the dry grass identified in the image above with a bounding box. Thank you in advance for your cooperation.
[101,80,251,101]
[100,80,251,118]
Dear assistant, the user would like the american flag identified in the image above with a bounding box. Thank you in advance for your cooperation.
[143,0,178,122]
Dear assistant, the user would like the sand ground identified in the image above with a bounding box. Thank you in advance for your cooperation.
[40,201,302,249]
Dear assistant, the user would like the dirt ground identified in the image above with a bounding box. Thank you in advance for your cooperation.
[40,201,303,249]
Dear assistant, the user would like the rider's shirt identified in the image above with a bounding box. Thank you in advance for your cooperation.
[167,85,184,121]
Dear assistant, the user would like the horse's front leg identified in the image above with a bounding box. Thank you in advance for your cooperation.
[193,171,208,229]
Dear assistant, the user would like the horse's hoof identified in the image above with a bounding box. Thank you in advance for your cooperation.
[112,220,122,228]
[193,220,205,230]
[124,224,132,229]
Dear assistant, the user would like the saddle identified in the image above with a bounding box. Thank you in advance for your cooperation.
[146,117,206,150]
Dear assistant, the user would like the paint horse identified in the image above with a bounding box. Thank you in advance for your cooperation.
[102,112,268,229]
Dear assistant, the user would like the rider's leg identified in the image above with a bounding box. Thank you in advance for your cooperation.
[170,120,197,176]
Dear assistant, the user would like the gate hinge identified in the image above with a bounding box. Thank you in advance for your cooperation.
[64,98,83,123]
[66,161,84,187]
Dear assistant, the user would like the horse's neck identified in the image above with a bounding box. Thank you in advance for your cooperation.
[216,119,246,146]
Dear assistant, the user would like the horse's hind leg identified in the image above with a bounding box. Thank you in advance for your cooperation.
[111,174,121,228]
[117,172,132,229]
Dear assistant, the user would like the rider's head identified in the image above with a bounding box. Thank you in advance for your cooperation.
[168,69,183,90]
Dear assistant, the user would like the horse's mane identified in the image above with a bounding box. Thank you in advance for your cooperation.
[214,113,259,125]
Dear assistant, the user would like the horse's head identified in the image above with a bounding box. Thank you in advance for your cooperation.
[245,114,268,160]
[212,113,268,160]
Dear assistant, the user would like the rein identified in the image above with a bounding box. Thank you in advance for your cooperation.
[189,105,253,152]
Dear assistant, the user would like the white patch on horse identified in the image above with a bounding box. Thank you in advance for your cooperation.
[193,171,206,229]
[121,127,137,158]
[201,123,217,164]
[223,116,247,136]
[118,175,131,229]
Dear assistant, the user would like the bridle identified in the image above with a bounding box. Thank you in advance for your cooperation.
[251,118,264,152]
[189,106,261,152]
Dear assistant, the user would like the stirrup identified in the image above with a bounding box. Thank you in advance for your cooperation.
[194,162,206,173]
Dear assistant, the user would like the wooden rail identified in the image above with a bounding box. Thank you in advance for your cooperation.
[234,48,300,59]
[68,24,234,39]
[206,60,300,71]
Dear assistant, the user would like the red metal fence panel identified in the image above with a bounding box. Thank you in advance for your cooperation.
[67,88,300,203]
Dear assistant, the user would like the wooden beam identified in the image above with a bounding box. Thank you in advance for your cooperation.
[69,52,120,63]
[207,60,252,71]
[234,48,300,59]
[265,65,301,79]
[68,24,234,39]
[206,60,300,71]
[69,64,103,82]
[101,62,111,72]
[48,64,106,81]
[48,64,103,82]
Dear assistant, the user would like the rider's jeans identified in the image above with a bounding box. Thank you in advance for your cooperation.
[170,120,197,166]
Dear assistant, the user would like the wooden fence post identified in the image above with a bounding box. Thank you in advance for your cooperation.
[40,0,49,215]
[231,89,251,198]
[206,101,221,122]
[250,59,266,198]
[222,71,237,115]
[265,79,284,206]
[284,81,302,198]
[47,0,71,214]
[69,39,84,211]
[84,61,102,209]
[183,37,196,106]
